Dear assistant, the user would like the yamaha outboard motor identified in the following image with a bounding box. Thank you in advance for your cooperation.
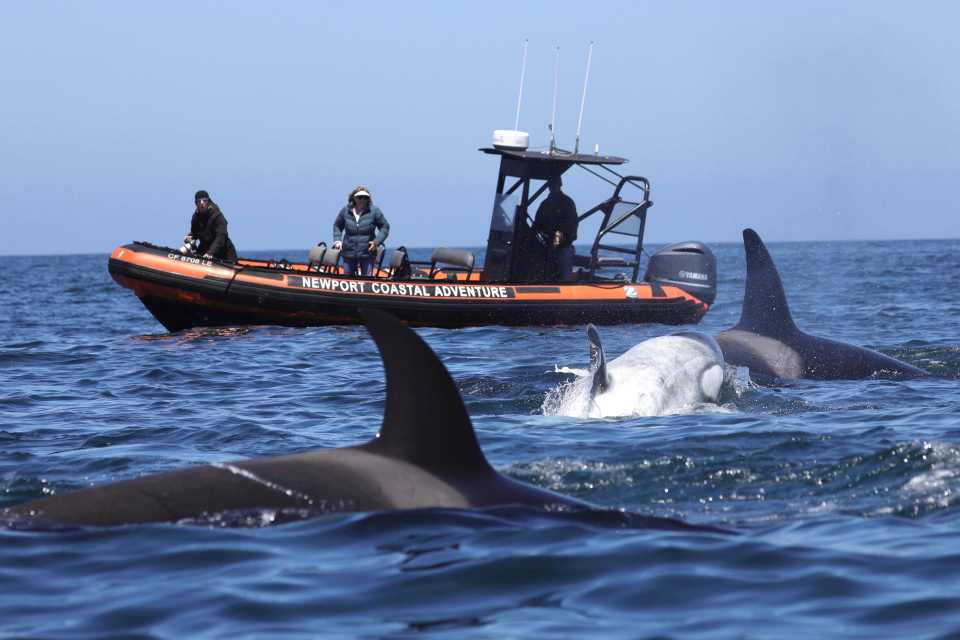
[644,241,717,306]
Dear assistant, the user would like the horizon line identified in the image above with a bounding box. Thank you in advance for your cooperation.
[2,235,958,259]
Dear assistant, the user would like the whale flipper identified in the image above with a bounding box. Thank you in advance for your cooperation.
[586,324,611,398]
[359,309,490,471]
[717,228,929,380]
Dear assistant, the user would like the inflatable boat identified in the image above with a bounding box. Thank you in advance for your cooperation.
[109,141,717,331]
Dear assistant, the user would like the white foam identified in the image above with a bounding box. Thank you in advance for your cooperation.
[901,443,960,508]
[553,365,589,377]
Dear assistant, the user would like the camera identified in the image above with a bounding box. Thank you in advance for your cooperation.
[179,238,199,255]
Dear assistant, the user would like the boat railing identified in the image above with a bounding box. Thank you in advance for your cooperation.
[576,175,652,282]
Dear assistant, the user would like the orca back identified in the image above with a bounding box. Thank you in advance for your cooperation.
[720,228,929,380]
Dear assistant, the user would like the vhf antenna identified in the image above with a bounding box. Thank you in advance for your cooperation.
[514,39,529,131]
[549,46,560,153]
[574,41,594,154]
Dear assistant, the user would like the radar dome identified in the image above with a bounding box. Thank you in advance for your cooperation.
[492,130,529,151]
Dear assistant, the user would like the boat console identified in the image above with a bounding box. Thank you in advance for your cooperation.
[477,145,716,305]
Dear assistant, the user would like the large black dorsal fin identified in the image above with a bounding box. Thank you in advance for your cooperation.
[586,324,611,399]
[735,228,799,338]
[358,309,491,472]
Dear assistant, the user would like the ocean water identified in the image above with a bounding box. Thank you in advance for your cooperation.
[2,239,959,639]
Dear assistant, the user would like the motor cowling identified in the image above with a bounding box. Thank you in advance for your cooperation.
[644,241,717,306]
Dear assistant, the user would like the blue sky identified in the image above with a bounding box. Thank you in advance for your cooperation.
[1,1,958,256]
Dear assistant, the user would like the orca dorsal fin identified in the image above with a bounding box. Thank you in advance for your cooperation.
[358,309,492,472]
[586,324,611,398]
[735,228,799,338]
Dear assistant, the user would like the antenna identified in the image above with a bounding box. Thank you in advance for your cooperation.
[574,41,594,154]
[549,46,560,153]
[492,39,531,151]
[514,39,528,131]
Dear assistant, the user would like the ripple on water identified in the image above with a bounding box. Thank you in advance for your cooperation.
[1,245,960,637]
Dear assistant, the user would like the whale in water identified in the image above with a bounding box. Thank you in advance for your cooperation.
[5,310,714,532]
[716,228,930,381]
[545,325,726,418]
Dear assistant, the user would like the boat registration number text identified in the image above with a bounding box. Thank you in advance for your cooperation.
[167,253,213,267]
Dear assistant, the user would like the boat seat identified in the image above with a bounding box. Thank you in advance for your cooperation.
[429,247,475,279]
[320,247,341,272]
[308,244,341,273]
[373,244,386,272]
[307,244,327,270]
[380,247,410,279]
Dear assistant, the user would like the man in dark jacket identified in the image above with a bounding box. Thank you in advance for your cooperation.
[332,185,390,276]
[185,190,238,262]
[532,175,578,281]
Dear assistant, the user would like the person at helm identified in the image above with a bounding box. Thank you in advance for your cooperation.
[332,185,390,276]
[183,190,237,262]
[532,175,578,281]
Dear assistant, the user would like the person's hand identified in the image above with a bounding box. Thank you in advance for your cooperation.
[553,230,562,247]
[333,241,342,250]
[202,253,213,260]
[367,241,377,253]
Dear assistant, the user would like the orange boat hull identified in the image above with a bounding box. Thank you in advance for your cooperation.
[109,243,709,331]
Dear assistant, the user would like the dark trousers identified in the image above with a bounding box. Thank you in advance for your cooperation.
[557,245,575,281]
[343,256,374,276]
